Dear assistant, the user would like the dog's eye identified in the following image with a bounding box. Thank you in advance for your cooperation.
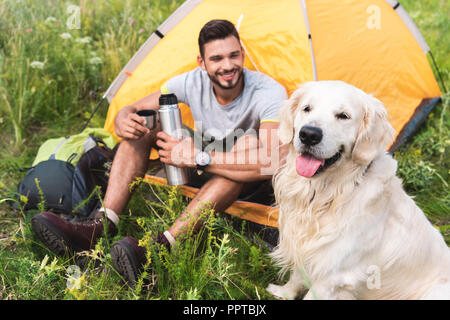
[303,105,311,113]
[336,112,350,120]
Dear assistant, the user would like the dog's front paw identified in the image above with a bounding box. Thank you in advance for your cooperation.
[266,283,296,300]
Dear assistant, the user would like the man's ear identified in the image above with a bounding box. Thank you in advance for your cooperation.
[351,94,395,164]
[278,84,307,145]
[197,54,205,70]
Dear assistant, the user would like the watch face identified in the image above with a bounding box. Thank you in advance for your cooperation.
[195,151,210,166]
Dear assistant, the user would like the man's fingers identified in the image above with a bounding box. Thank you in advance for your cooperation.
[120,130,140,140]
[129,112,146,125]
[156,138,168,150]
[157,131,177,142]
[120,122,148,140]
[128,118,149,135]
[158,149,168,159]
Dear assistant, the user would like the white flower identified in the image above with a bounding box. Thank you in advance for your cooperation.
[60,33,72,40]
[76,36,91,44]
[89,57,102,65]
[30,61,45,69]
[45,16,57,23]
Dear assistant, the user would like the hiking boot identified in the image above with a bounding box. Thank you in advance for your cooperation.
[31,211,117,257]
[111,233,171,287]
[110,237,146,287]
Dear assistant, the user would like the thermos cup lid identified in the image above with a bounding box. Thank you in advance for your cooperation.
[159,93,178,106]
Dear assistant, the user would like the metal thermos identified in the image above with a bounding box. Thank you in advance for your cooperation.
[158,93,189,185]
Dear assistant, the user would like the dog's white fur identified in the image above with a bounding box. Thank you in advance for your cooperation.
[267,81,450,300]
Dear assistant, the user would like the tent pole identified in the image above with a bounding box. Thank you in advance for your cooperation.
[428,51,447,93]
[80,96,106,133]
[300,0,317,81]
[236,14,260,72]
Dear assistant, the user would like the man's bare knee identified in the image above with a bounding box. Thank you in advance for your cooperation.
[192,175,243,213]
[117,129,159,159]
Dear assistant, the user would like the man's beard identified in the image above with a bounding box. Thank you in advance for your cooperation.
[207,67,244,90]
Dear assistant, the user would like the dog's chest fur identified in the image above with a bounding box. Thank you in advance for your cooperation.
[272,152,396,282]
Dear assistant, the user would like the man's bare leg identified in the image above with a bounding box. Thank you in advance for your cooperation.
[103,129,159,215]
[168,175,259,240]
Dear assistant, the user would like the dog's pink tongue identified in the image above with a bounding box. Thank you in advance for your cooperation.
[296,154,325,177]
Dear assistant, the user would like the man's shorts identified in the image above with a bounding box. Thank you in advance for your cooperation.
[181,125,275,205]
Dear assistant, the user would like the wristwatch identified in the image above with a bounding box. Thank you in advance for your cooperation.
[195,150,211,175]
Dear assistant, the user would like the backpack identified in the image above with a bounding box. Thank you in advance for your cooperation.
[16,128,118,217]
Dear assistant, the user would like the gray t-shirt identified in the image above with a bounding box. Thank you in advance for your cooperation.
[163,67,287,149]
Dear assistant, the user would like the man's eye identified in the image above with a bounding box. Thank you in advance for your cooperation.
[336,112,350,120]
[303,105,311,112]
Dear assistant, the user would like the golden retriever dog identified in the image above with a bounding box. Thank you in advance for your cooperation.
[267,81,450,300]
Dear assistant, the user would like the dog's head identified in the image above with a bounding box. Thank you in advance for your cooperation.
[279,81,395,178]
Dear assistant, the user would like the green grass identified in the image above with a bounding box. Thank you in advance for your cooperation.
[394,0,450,242]
[0,0,448,300]
[0,180,277,300]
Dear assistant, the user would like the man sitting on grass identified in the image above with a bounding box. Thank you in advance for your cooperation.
[31,19,287,287]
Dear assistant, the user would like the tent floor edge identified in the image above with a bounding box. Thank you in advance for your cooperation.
[389,97,441,153]
[144,174,279,228]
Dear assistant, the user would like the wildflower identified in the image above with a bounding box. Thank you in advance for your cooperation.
[45,16,57,23]
[138,28,145,34]
[89,57,102,65]
[39,255,62,275]
[60,33,72,40]
[76,36,91,44]
[26,28,32,33]
[30,61,45,69]
[128,17,136,27]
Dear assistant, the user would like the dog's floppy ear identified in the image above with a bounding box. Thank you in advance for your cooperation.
[278,85,307,145]
[352,93,395,164]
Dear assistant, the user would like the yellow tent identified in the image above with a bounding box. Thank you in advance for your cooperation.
[102,0,442,229]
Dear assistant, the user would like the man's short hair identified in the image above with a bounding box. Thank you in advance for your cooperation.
[198,19,241,58]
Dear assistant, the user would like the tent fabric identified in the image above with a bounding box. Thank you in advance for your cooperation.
[385,0,430,53]
[103,0,441,227]
[306,0,440,145]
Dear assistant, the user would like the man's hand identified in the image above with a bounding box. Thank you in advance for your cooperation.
[156,131,197,168]
[114,91,162,140]
[114,106,151,140]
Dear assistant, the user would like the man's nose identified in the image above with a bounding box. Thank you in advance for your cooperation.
[222,58,234,70]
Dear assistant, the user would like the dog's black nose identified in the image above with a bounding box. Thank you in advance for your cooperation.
[299,126,323,146]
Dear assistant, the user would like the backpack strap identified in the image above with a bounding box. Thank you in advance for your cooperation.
[67,153,78,164]
[83,135,98,153]
[49,136,71,160]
